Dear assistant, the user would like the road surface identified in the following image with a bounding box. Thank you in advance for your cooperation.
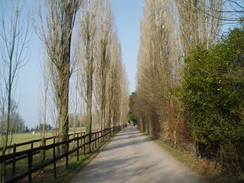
[69,127,207,183]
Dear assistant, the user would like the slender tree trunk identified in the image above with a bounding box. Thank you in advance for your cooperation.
[87,56,93,152]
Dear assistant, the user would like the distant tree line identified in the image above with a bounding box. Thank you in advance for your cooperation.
[132,0,244,179]
[31,124,52,132]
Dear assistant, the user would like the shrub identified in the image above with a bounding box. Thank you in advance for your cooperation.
[179,27,244,176]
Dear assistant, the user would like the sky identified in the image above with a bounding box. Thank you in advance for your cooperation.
[3,0,243,129]
[14,0,145,129]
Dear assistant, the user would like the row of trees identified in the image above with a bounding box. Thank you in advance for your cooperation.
[37,0,129,147]
[0,101,27,134]
[73,0,129,134]
[0,0,129,157]
[32,123,52,132]
[136,0,221,139]
[133,0,243,178]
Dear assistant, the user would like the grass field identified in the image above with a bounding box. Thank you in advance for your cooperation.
[0,128,120,183]
[12,132,54,143]
[0,130,86,153]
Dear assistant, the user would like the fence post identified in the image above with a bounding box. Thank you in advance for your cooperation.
[92,133,95,150]
[28,150,33,183]
[98,131,100,144]
[80,132,82,144]
[41,138,46,161]
[1,162,6,183]
[53,143,57,179]
[31,141,34,150]
[65,140,69,169]
[91,134,93,151]
[76,138,79,161]
[99,131,101,143]
[12,144,16,176]
[101,130,103,142]
[83,136,86,155]
[89,133,91,153]
[94,133,96,149]
[102,130,104,142]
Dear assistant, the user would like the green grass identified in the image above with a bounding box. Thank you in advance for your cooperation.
[1,129,122,183]
[18,150,97,183]
[0,131,85,153]
[17,133,118,183]
[11,132,54,143]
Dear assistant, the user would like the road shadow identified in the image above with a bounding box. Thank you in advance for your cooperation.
[70,127,207,183]
[101,127,151,152]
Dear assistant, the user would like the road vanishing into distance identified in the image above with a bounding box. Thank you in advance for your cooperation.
[70,127,207,183]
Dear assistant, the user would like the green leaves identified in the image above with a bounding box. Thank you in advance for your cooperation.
[178,27,244,158]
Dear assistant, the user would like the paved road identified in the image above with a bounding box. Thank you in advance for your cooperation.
[70,127,207,183]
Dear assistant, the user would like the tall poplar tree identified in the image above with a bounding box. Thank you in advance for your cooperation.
[37,0,79,145]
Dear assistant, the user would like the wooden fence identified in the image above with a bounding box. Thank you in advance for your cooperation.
[0,132,86,153]
[0,125,125,183]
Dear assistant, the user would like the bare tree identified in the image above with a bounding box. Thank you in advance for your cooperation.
[36,0,79,149]
[0,0,30,181]
[94,0,114,130]
[75,0,129,135]
[136,0,225,147]
[0,0,29,152]
[136,0,180,137]
[220,0,244,25]
[107,32,121,127]
[175,0,223,55]
[75,0,97,137]
[38,60,49,141]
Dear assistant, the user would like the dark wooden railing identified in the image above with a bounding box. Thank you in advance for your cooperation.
[0,132,86,153]
[0,125,125,183]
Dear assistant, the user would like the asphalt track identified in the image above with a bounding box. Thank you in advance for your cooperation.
[69,126,208,183]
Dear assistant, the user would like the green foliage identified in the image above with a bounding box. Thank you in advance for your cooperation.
[178,27,244,174]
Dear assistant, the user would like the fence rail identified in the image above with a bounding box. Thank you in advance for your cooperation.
[0,125,126,183]
[0,132,86,152]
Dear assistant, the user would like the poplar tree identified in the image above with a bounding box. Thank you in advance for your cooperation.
[75,0,129,134]
[37,0,79,148]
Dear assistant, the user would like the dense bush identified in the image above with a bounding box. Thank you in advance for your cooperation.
[179,27,244,175]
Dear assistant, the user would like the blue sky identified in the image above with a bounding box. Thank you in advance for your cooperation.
[15,0,145,129]
[111,0,145,92]
[5,0,243,129]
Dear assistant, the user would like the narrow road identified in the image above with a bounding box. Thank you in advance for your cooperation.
[70,127,207,183]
